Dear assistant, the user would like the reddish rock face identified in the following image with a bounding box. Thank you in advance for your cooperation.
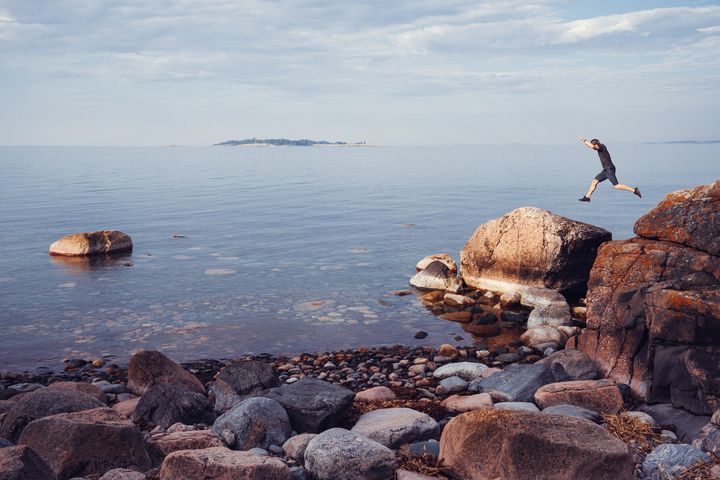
[127,350,206,396]
[534,379,624,414]
[634,179,720,256]
[576,179,720,415]
[439,409,633,480]
[159,447,289,480]
[460,207,611,293]
[145,430,225,466]
[49,230,133,256]
[0,445,55,480]
[18,407,150,479]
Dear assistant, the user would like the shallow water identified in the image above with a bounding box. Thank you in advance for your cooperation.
[0,144,717,370]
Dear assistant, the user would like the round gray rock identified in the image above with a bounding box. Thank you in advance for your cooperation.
[642,444,710,479]
[304,428,396,480]
[432,362,487,381]
[436,377,469,396]
[541,404,602,423]
[212,397,291,450]
[350,407,439,448]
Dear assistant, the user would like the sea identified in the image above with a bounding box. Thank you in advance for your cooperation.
[0,144,717,370]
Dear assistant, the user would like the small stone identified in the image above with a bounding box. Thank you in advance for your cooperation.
[438,344,459,358]
[248,447,269,456]
[441,393,493,413]
[500,292,521,308]
[439,311,472,323]
[355,387,396,402]
[282,433,317,463]
[494,402,540,412]
[432,362,487,381]
[660,430,678,443]
[413,331,428,339]
[625,411,657,427]
[436,377,468,396]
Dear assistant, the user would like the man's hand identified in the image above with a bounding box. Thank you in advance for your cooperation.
[579,136,587,143]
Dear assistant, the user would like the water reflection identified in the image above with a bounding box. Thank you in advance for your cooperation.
[50,254,134,274]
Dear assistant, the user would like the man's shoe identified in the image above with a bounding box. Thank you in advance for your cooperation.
[634,187,642,198]
[579,196,591,202]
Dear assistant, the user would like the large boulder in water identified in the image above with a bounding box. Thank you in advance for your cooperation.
[460,207,611,293]
[575,179,720,414]
[439,409,633,480]
[49,230,133,256]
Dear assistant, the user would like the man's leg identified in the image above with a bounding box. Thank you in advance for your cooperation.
[613,184,635,193]
[586,179,600,198]
[608,170,641,197]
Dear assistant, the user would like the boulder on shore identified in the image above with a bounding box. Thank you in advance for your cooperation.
[439,409,634,480]
[127,350,205,396]
[49,230,133,256]
[159,447,289,480]
[350,407,439,448]
[409,261,458,291]
[0,445,55,480]
[415,254,457,273]
[460,207,611,293]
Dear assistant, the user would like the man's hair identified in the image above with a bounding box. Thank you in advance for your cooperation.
[590,139,600,145]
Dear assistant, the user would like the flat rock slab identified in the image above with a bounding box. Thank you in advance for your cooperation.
[441,394,493,413]
[127,350,205,396]
[436,377,468,396]
[304,428,395,480]
[527,304,572,329]
[159,447,289,480]
[212,397,291,451]
[99,468,147,480]
[534,379,624,414]
[642,444,710,480]
[0,387,106,442]
[521,287,568,308]
[49,230,133,256]
[469,364,566,402]
[350,408,439,448]
[439,409,633,480]
[355,386,396,402]
[494,402,539,412]
[146,429,225,466]
[416,254,457,273]
[18,407,150,479]
[0,445,55,480]
[432,362,487,381]
[261,378,354,433]
[638,403,711,443]
[541,404,602,423]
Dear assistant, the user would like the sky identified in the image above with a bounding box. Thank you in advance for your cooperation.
[1,0,719,146]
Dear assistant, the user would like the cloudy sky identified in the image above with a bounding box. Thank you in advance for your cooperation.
[1,0,719,146]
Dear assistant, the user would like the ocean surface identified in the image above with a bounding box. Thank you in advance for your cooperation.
[0,144,717,370]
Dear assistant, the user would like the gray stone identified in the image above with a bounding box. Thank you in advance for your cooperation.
[98,468,146,480]
[494,402,540,412]
[626,411,657,427]
[409,261,456,291]
[212,397,291,450]
[541,404,602,423]
[436,377,468,396]
[468,363,567,402]
[304,428,396,480]
[496,353,521,364]
[408,439,440,460]
[537,349,599,380]
[283,433,317,463]
[350,408,439,448]
[131,384,214,429]
[521,287,569,308]
[0,387,105,442]
[261,378,354,433]
[527,304,572,329]
[692,422,720,454]
[431,362,487,381]
[289,465,309,480]
[248,447,269,456]
[642,444,710,479]
[639,403,711,443]
[0,438,13,448]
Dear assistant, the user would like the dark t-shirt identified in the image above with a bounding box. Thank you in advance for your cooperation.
[597,144,615,170]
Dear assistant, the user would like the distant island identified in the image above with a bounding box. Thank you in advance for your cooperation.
[215,138,368,147]
[646,140,720,144]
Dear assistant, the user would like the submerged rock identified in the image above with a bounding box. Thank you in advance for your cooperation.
[49,230,133,256]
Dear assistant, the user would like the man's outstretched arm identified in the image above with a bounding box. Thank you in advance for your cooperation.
[578,137,594,149]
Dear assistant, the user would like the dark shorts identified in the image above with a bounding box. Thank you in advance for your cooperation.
[595,168,618,185]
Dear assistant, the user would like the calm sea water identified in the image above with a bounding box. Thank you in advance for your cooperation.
[0,144,717,370]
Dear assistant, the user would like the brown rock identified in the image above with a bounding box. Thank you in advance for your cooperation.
[49,230,133,256]
[410,261,457,291]
[534,380,624,413]
[520,326,567,349]
[355,387,396,402]
[420,291,445,303]
[439,409,633,480]
[634,179,720,256]
[441,393,493,413]
[282,433,317,463]
[438,344,459,358]
[438,311,472,323]
[159,447,289,480]
[48,381,107,404]
[146,429,225,466]
[536,349,599,381]
[127,350,205,395]
[460,207,611,293]
[0,387,106,442]
[112,397,140,418]
[416,254,457,273]
[0,445,55,480]
[18,407,150,479]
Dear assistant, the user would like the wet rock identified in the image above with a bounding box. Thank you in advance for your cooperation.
[0,387,105,442]
[131,384,214,429]
[261,378,354,433]
[435,377,468,396]
[441,393,493,413]
[443,293,473,308]
[350,408,439,448]
[49,230,133,256]
[18,407,150,479]
[282,433,316,463]
[500,292,521,308]
[304,428,396,480]
[439,409,633,480]
[127,350,205,396]
[536,349,599,381]
[460,207,611,293]
[438,311,472,323]
[642,444,710,480]
[212,397,291,451]
[468,363,566,402]
[0,445,55,480]
[437,344,458,358]
[146,429,225,466]
[534,379,624,414]
[355,386,396,402]
[499,310,528,324]
[416,254,457,273]
[413,331,428,339]
[541,404,602,423]
[526,303,572,329]
[432,362,487,381]
[159,447,289,480]
[409,261,456,291]
[494,402,540,412]
[521,287,568,308]
[520,326,568,349]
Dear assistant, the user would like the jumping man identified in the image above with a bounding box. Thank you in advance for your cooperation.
[578,137,641,202]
